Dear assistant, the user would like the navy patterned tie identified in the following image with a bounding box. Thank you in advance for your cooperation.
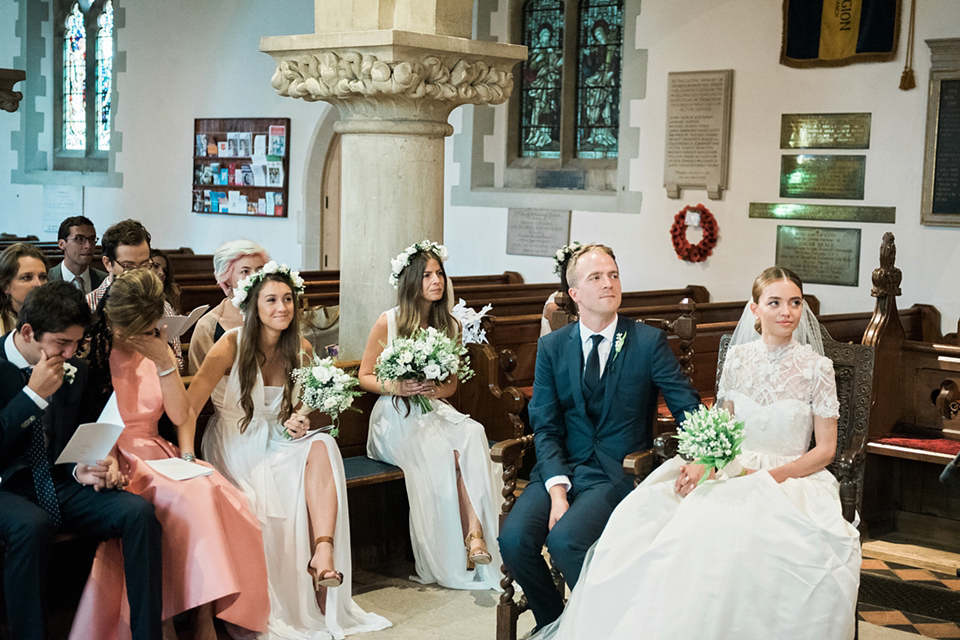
[22,367,62,528]
[583,334,603,396]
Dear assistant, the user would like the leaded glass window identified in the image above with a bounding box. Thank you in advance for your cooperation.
[63,3,86,151]
[575,0,622,159]
[95,0,113,151]
[519,0,564,158]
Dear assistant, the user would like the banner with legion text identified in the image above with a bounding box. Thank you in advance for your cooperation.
[780,0,901,68]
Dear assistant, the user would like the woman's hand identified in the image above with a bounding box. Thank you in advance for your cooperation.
[125,327,177,372]
[391,379,435,397]
[674,463,715,496]
[283,414,310,439]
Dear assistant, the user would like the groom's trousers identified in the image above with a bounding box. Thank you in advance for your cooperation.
[499,478,620,629]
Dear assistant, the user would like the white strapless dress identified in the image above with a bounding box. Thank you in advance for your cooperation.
[533,339,861,640]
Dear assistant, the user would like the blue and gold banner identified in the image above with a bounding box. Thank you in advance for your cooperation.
[781,0,901,68]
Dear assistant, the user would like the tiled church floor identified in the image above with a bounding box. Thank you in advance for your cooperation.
[858,556,960,638]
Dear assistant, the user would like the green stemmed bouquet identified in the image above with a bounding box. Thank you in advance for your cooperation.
[674,406,746,486]
[291,355,362,438]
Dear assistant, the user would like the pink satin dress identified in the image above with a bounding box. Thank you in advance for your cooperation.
[69,348,270,640]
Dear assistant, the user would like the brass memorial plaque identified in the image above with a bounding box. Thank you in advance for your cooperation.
[780,113,871,149]
[780,154,866,200]
[775,226,861,287]
[749,202,895,223]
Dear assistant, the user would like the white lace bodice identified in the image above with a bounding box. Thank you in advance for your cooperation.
[717,340,840,458]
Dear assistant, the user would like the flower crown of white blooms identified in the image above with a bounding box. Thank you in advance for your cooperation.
[388,239,449,289]
[232,261,305,312]
[553,241,583,278]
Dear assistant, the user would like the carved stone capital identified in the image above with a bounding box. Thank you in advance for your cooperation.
[0,69,27,114]
[269,50,515,115]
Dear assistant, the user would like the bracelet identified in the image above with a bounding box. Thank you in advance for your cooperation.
[181,453,196,462]
[157,365,177,378]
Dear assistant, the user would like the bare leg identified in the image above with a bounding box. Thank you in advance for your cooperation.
[192,602,217,640]
[305,440,339,583]
[455,451,488,562]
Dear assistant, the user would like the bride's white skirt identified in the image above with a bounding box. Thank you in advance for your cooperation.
[367,395,503,591]
[534,454,861,640]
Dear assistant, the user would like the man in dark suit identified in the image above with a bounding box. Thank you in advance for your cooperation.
[47,216,107,295]
[499,245,701,631]
[0,281,161,640]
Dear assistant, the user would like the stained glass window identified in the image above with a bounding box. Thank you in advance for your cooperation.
[63,3,86,151]
[575,0,623,159]
[95,0,113,151]
[519,0,564,158]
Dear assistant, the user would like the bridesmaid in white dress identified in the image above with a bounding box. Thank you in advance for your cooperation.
[358,240,502,591]
[532,266,861,640]
[188,264,391,639]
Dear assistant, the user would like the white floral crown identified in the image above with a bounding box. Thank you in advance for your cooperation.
[232,261,306,312]
[389,239,449,289]
[553,241,582,278]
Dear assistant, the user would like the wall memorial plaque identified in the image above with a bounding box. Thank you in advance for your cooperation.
[775,226,861,287]
[780,113,871,149]
[921,39,960,226]
[506,209,571,257]
[749,202,895,223]
[663,69,733,200]
[780,154,866,200]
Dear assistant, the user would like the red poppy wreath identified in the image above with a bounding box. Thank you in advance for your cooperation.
[670,204,718,263]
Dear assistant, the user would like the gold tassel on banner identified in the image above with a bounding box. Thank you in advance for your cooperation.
[900,0,917,90]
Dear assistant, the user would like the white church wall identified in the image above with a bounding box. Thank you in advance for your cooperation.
[444,0,960,334]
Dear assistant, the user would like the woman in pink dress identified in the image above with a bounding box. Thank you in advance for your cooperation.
[70,269,269,640]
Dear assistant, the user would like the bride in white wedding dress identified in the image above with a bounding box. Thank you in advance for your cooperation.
[532,266,861,640]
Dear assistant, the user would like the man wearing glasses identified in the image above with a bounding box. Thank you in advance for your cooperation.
[48,216,107,296]
[85,219,182,368]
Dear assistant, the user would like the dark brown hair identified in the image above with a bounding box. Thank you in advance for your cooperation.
[0,243,49,321]
[395,250,458,341]
[751,266,804,334]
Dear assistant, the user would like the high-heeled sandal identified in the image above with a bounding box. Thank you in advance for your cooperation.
[465,530,492,570]
[307,536,343,589]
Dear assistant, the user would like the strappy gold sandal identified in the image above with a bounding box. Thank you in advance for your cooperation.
[465,530,492,570]
[307,536,343,588]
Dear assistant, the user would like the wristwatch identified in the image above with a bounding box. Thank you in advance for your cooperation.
[181,453,196,463]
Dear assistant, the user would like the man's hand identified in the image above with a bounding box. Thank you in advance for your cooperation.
[27,350,65,398]
[76,457,128,491]
[548,485,569,531]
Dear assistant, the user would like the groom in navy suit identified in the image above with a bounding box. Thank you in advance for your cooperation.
[499,245,701,631]
[0,282,162,640]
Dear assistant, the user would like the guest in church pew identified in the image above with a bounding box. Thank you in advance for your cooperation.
[47,215,107,295]
[87,219,182,370]
[529,267,861,640]
[540,242,580,337]
[358,240,503,591]
[0,243,48,334]
[1,282,162,640]
[188,263,391,638]
[499,244,701,633]
[150,248,181,314]
[187,239,267,374]
[71,269,269,640]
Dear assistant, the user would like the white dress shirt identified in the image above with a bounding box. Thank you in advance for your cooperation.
[60,262,92,295]
[4,332,47,409]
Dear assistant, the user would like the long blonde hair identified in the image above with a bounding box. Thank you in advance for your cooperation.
[236,273,301,433]
[104,269,166,336]
[395,250,458,340]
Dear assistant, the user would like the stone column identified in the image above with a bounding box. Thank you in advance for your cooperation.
[261,5,525,359]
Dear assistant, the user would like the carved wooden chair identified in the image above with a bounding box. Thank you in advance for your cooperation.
[653,325,875,638]
[490,300,698,640]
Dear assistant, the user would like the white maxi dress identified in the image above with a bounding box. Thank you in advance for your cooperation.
[532,339,861,640]
[202,331,392,640]
[367,308,503,590]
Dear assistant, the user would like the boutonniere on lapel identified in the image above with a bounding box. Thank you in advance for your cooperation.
[612,332,626,361]
[63,362,77,385]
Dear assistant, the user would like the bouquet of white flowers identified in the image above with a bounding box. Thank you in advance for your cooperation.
[674,406,746,486]
[374,326,474,413]
[291,355,362,438]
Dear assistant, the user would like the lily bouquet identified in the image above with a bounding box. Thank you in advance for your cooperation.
[291,355,362,438]
[674,406,746,486]
[374,326,474,413]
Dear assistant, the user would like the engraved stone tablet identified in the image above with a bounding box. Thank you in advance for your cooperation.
[663,70,733,200]
[775,226,861,287]
[780,113,871,149]
[780,155,866,200]
[922,68,960,224]
[749,202,895,224]
[506,209,571,257]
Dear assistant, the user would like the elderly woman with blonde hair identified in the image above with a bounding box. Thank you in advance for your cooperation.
[187,239,268,373]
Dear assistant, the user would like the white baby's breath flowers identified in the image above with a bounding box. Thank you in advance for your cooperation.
[232,262,305,313]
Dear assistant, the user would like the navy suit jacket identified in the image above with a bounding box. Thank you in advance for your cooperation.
[529,315,701,501]
[48,262,108,291]
[0,336,91,488]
